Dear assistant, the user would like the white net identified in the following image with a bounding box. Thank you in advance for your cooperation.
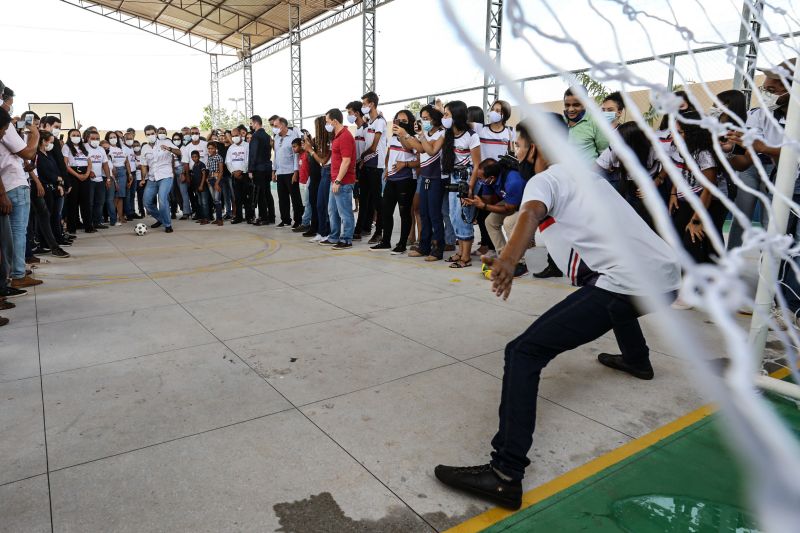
[441,0,800,530]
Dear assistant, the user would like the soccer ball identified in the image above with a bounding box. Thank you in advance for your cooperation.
[481,262,492,280]
[134,223,148,236]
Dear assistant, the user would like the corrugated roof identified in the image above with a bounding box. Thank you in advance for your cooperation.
[70,0,349,52]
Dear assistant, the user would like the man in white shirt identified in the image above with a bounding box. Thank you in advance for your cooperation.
[357,91,388,243]
[1,88,42,288]
[141,125,181,233]
[434,116,680,510]
[271,117,302,228]
[181,126,208,219]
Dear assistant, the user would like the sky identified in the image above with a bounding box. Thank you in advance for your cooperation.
[2,0,799,131]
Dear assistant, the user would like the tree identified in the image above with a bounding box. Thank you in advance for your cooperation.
[199,105,247,132]
[405,100,423,117]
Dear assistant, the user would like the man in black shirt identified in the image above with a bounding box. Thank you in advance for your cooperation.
[247,115,275,225]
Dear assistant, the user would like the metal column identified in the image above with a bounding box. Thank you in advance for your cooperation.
[741,0,764,108]
[242,33,253,119]
[210,54,220,130]
[483,0,503,113]
[362,0,376,94]
[290,3,302,128]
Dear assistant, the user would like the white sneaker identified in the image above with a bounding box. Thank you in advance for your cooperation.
[310,234,324,243]
[114,222,122,227]
[671,297,693,310]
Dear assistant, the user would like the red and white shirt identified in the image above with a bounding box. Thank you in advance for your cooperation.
[478,124,514,162]
[386,137,416,181]
[363,115,387,169]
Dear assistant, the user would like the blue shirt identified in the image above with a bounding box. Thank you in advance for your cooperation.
[272,129,299,175]
[489,169,525,207]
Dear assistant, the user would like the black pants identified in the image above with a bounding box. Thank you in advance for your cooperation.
[356,165,383,235]
[380,178,415,248]
[233,175,254,221]
[672,198,726,264]
[276,173,303,225]
[476,209,495,250]
[489,285,654,481]
[29,189,60,250]
[137,181,146,216]
[43,187,63,242]
[74,178,94,231]
[308,172,320,234]
[252,170,275,222]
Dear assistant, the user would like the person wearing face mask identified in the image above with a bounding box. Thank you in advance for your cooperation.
[181,127,191,147]
[41,117,69,241]
[400,105,447,261]
[346,101,367,232]
[246,115,274,225]
[132,140,145,219]
[33,132,70,257]
[63,129,93,233]
[305,116,333,243]
[181,127,208,219]
[169,132,192,220]
[106,132,132,225]
[320,108,357,249]
[270,117,302,228]
[370,110,419,254]
[356,91,388,244]
[85,132,112,228]
[225,127,249,220]
[122,131,139,220]
[140,125,181,233]
[600,92,625,130]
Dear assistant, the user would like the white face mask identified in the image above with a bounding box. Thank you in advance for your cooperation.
[191,134,200,142]
[361,106,371,115]
[173,139,182,147]
[325,123,334,133]
[232,136,241,144]
[45,143,54,152]
[125,139,134,147]
[52,128,61,137]
[272,127,281,135]
[89,140,100,148]
[147,134,157,143]
[760,91,781,111]
[134,147,141,154]
[108,137,117,144]
[488,110,502,124]
[70,135,82,144]
[441,117,453,129]
[157,133,167,140]
[707,107,723,119]
[346,114,356,124]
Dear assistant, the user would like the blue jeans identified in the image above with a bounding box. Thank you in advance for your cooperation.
[490,285,652,481]
[328,183,355,243]
[7,186,31,279]
[197,188,211,220]
[105,176,118,225]
[125,177,138,217]
[91,180,106,225]
[208,178,222,220]
[442,179,456,245]
[449,191,475,240]
[301,183,313,226]
[419,177,445,256]
[144,178,174,227]
[317,168,331,237]
[177,173,192,215]
[221,175,234,216]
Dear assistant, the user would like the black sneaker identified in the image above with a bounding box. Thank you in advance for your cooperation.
[292,225,310,233]
[151,221,162,229]
[352,233,362,241]
[301,230,316,238]
[51,248,70,258]
[0,287,27,298]
[231,219,243,224]
[95,224,109,230]
[368,232,382,244]
[434,464,522,510]
[318,239,336,246]
[391,245,406,255]
[32,246,51,255]
[276,222,290,228]
[223,214,232,220]
[165,227,174,233]
[85,228,97,233]
[513,263,529,278]
[332,242,353,250]
[597,353,654,380]
[370,243,392,251]
[56,240,72,247]
[533,264,562,279]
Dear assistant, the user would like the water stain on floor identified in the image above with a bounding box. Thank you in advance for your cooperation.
[274,491,484,532]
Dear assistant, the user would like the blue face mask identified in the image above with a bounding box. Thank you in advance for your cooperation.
[602,111,617,123]
[564,110,586,123]
[421,120,433,132]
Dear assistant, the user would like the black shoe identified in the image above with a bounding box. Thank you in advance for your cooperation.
[171,214,177,220]
[0,287,27,298]
[85,228,97,233]
[246,219,255,225]
[223,214,232,220]
[352,233,362,241]
[434,464,522,510]
[51,248,70,258]
[533,264,562,279]
[32,246,51,255]
[165,227,174,233]
[95,224,109,230]
[318,239,336,246]
[391,245,406,255]
[56,240,72,247]
[301,230,316,238]
[179,215,189,220]
[332,242,353,250]
[277,222,289,228]
[253,219,265,226]
[151,221,162,229]
[368,232,382,244]
[370,243,392,251]
[231,219,243,225]
[597,353,654,380]
[513,263,529,278]
[292,225,310,233]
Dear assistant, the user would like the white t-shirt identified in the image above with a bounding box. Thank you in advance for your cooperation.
[141,140,176,181]
[522,164,680,296]
[181,140,208,169]
[86,145,108,182]
[386,137,416,181]
[363,114,388,169]
[452,129,481,168]
[419,129,445,179]
[62,143,90,168]
[122,145,136,173]
[225,141,249,173]
[478,124,514,162]
[108,145,128,169]
[596,147,661,181]
[668,147,724,199]
[354,123,367,161]
[0,127,28,192]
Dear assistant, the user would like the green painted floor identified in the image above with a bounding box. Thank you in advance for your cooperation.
[483,391,800,533]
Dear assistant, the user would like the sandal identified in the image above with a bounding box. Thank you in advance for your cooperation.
[445,254,462,263]
[449,260,472,269]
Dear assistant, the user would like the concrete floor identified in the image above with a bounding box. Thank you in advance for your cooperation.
[0,219,780,533]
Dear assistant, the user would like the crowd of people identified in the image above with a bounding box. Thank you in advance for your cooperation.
[1,62,797,509]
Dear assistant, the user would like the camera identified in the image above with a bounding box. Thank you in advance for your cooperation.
[445,168,471,198]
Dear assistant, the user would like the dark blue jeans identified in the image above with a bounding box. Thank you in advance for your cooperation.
[489,285,652,481]
[197,188,211,220]
[419,177,445,256]
[317,167,331,237]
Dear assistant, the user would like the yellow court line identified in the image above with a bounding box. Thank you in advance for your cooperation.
[446,366,797,533]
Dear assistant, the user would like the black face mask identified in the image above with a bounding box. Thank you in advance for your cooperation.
[518,146,537,180]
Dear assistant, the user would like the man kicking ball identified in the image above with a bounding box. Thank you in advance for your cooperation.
[434,116,681,510]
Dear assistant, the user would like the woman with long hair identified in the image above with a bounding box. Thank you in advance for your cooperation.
[105,131,131,225]
[305,116,332,242]
[441,100,481,268]
[62,128,94,233]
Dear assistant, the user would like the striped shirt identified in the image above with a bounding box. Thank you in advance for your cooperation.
[386,137,416,181]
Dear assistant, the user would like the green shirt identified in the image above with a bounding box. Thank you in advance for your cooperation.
[565,114,609,159]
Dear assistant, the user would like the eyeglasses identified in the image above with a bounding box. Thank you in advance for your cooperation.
[760,85,787,95]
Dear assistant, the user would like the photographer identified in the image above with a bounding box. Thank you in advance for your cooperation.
[465,157,528,277]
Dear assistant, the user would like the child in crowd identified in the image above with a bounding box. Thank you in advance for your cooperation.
[207,142,224,226]
[190,150,210,224]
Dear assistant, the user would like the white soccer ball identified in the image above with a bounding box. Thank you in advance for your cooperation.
[134,223,148,236]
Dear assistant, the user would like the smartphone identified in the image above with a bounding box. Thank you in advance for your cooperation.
[24,115,34,127]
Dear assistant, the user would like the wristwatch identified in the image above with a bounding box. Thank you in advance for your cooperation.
[334,179,342,185]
